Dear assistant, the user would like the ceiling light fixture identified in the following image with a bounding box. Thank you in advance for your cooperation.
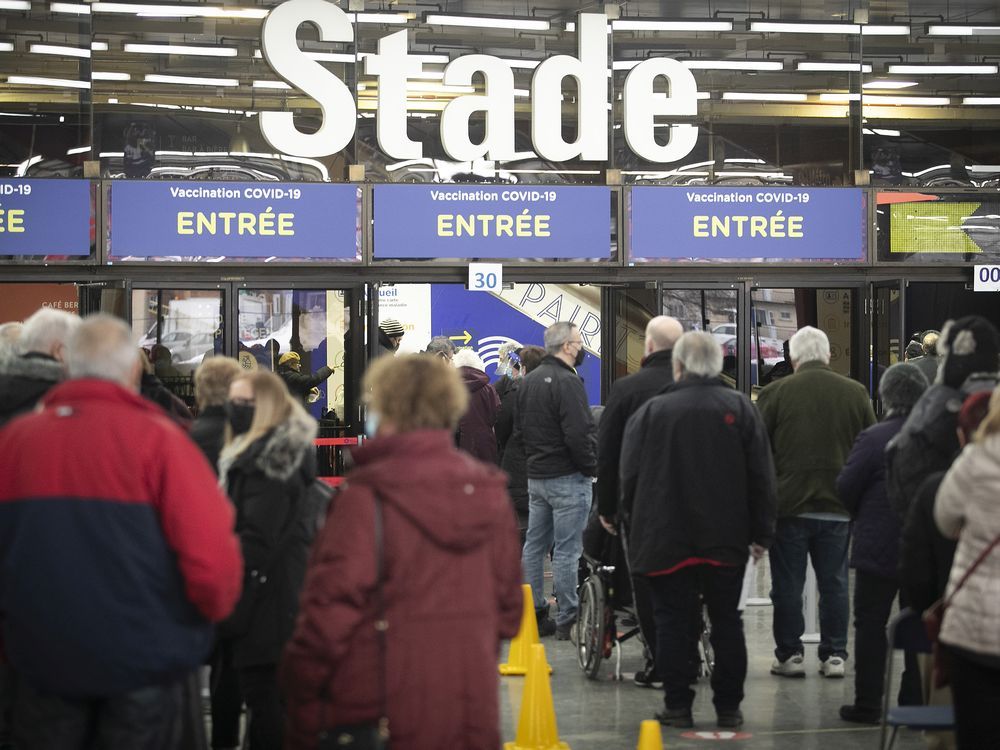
[611,18,733,32]
[67,145,91,155]
[963,97,1000,105]
[862,80,918,89]
[124,43,238,57]
[92,71,131,80]
[926,23,1000,36]
[91,41,109,50]
[253,49,355,63]
[0,41,11,52]
[350,12,409,24]
[252,80,291,89]
[721,92,807,102]
[865,94,950,105]
[862,25,911,35]
[50,1,90,12]
[7,75,91,89]
[29,43,90,58]
[818,93,860,102]
[91,2,267,19]
[749,20,908,35]
[424,12,550,31]
[888,64,998,74]
[685,59,783,71]
[796,61,873,72]
[0,1,30,10]
[144,73,239,87]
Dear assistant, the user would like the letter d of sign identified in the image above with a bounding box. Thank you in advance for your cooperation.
[623,58,698,163]
[259,0,356,158]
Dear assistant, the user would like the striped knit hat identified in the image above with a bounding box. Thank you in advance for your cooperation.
[379,318,405,337]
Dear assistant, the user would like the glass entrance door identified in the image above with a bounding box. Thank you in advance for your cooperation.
[660,283,743,389]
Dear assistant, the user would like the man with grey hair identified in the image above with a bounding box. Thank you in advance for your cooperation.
[424,335,456,362]
[0,308,79,426]
[621,331,776,729]
[0,314,242,748]
[0,322,22,361]
[757,325,875,680]
[516,321,597,638]
[596,315,683,688]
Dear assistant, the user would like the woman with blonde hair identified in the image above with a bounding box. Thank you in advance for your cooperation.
[935,385,1000,748]
[280,354,522,750]
[218,371,318,750]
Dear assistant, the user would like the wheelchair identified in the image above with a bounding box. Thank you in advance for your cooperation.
[574,515,714,682]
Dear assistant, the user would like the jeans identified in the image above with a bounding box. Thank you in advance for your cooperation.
[769,517,850,662]
[947,646,1000,750]
[523,473,592,627]
[648,565,747,712]
[11,673,188,750]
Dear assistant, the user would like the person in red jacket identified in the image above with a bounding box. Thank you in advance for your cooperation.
[280,354,522,750]
[452,347,501,464]
[0,314,243,749]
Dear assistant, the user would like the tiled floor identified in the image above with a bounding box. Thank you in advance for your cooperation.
[498,575,929,749]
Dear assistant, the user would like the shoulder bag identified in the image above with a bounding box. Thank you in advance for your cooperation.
[923,530,1000,688]
[317,491,390,750]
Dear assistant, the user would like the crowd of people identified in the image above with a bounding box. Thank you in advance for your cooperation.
[0,306,998,749]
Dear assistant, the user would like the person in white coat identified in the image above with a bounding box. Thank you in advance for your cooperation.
[935,385,1000,750]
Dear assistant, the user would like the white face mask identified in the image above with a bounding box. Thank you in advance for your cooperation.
[365,410,380,437]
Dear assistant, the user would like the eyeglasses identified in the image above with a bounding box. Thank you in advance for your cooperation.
[567,339,584,346]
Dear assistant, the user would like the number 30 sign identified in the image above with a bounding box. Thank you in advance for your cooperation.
[468,263,503,293]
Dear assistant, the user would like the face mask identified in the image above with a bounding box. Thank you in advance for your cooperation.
[574,347,586,367]
[226,402,255,436]
[365,410,380,437]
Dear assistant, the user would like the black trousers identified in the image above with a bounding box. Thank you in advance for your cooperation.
[648,565,746,712]
[853,571,922,710]
[11,673,189,750]
[947,646,1000,750]
[238,665,283,750]
[210,639,243,749]
[632,574,658,663]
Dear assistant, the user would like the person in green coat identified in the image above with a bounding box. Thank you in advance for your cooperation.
[756,326,875,680]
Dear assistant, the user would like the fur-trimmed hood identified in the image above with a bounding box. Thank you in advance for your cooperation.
[0,354,65,425]
[219,409,317,487]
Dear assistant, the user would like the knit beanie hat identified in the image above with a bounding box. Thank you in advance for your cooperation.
[879,362,928,417]
[937,315,1000,388]
[379,318,405,337]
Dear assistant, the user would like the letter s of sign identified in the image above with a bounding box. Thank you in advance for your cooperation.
[259,0,356,158]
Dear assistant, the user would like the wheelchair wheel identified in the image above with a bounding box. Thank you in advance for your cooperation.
[576,576,606,679]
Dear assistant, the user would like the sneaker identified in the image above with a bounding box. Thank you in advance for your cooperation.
[536,611,556,637]
[839,704,880,724]
[770,654,805,678]
[556,620,576,641]
[820,656,846,678]
[633,661,663,689]
[655,708,693,728]
[716,709,743,729]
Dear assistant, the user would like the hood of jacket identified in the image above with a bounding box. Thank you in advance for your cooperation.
[220,408,317,484]
[348,430,509,552]
[459,366,489,394]
[0,354,65,417]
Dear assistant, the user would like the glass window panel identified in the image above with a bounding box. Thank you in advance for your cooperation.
[661,287,739,387]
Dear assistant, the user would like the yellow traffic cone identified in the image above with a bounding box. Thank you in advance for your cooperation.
[504,644,569,750]
[636,719,663,750]
[500,584,552,676]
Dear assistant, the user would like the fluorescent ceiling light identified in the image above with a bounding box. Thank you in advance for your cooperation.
[424,12,550,31]
[99,152,124,157]
[91,41,109,51]
[963,97,1000,105]
[927,24,1000,36]
[193,106,244,114]
[611,19,733,32]
[253,49,355,63]
[92,71,131,80]
[861,25,911,35]
[91,2,267,19]
[349,12,408,24]
[863,128,902,136]
[0,112,35,116]
[750,21,860,34]
[564,21,611,32]
[51,1,90,12]
[0,42,11,52]
[888,64,998,75]
[0,0,30,9]
[819,93,860,102]
[722,92,807,102]
[133,101,181,109]
[8,75,90,89]
[67,145,91,155]
[685,59,783,71]
[863,80,917,89]
[124,43,238,57]
[796,61,872,72]
[30,43,90,58]
[866,94,950,105]
[144,73,239,87]
[253,80,291,89]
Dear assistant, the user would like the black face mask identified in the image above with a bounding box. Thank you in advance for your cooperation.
[226,402,255,436]
[574,348,586,367]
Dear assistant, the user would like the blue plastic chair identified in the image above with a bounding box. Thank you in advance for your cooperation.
[879,608,955,750]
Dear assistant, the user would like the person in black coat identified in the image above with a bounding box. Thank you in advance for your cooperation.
[621,331,776,730]
[837,363,928,725]
[495,346,546,543]
[191,357,244,473]
[595,315,682,688]
[0,308,77,427]
[276,351,333,406]
[219,371,317,750]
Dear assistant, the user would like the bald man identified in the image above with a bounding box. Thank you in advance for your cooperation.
[596,315,683,687]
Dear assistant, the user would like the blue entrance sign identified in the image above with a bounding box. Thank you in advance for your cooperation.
[108,181,360,260]
[0,179,91,257]
[373,184,612,260]
[629,187,865,261]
